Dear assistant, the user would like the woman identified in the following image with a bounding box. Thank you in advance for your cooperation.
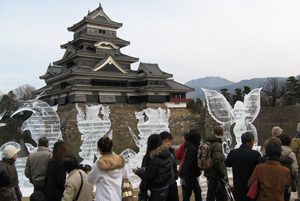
[87,137,128,201]
[277,133,298,201]
[44,141,68,201]
[61,155,92,201]
[248,141,291,201]
[143,134,172,201]
[181,129,202,201]
[0,145,22,201]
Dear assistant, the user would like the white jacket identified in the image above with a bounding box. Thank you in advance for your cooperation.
[87,154,128,201]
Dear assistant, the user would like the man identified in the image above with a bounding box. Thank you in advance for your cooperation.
[25,137,52,192]
[204,126,227,201]
[160,131,179,201]
[225,132,261,201]
[291,123,300,201]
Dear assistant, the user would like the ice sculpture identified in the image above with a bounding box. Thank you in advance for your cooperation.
[0,110,6,127]
[76,104,111,165]
[122,108,170,169]
[10,94,63,153]
[202,88,262,153]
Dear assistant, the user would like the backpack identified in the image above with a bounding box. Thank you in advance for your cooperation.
[198,142,213,171]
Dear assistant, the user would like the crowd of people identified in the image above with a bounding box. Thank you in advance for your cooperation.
[0,123,300,201]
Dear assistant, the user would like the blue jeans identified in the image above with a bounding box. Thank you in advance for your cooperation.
[149,188,169,201]
[206,177,223,201]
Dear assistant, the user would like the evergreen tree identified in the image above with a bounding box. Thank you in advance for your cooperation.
[232,88,243,104]
[284,76,300,105]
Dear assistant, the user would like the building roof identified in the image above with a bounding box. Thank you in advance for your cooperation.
[165,80,194,92]
[61,35,130,49]
[68,4,122,31]
[137,63,172,77]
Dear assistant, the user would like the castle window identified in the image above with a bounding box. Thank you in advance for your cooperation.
[99,29,106,34]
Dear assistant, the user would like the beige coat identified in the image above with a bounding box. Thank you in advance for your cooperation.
[62,169,92,201]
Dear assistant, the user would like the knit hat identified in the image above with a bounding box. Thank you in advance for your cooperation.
[272,126,283,137]
[297,123,300,133]
[3,145,20,159]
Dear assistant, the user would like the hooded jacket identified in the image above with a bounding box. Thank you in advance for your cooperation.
[0,161,11,201]
[146,144,172,190]
[87,154,127,201]
[204,134,227,179]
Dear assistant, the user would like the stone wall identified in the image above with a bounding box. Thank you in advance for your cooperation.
[56,103,199,158]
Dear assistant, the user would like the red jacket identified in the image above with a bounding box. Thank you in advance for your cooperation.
[176,144,186,162]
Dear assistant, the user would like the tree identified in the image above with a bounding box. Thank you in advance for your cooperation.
[220,88,231,101]
[232,88,243,104]
[187,98,203,114]
[261,77,287,107]
[284,76,300,105]
[242,86,251,96]
[0,91,17,115]
[14,84,36,100]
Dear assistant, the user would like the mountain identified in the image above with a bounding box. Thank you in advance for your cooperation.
[185,76,288,100]
[184,76,235,99]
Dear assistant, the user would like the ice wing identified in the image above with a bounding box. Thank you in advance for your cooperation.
[244,88,262,123]
[202,88,234,124]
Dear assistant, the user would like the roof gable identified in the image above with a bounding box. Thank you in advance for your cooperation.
[91,56,127,74]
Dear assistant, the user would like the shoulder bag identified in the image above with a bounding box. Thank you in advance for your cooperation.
[73,171,83,201]
[247,164,262,199]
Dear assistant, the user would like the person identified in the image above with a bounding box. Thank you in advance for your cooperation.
[61,155,92,201]
[248,141,291,201]
[142,134,172,201]
[204,126,227,201]
[181,129,202,201]
[44,141,68,201]
[175,133,189,199]
[225,132,261,201]
[291,122,300,201]
[25,137,52,192]
[272,126,283,137]
[159,131,179,201]
[79,164,94,199]
[1,145,22,201]
[277,133,298,201]
[87,136,129,201]
[0,162,11,201]
[29,191,46,201]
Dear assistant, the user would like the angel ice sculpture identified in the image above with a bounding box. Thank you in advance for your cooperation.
[202,88,262,153]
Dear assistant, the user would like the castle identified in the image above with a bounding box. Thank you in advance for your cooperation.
[35,4,193,108]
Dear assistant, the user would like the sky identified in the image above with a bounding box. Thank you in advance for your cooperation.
[0,0,300,94]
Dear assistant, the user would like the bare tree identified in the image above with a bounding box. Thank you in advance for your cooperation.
[14,84,36,100]
[261,77,287,107]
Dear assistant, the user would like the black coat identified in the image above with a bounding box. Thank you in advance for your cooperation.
[182,140,201,179]
[44,160,66,201]
[0,162,11,201]
[146,144,172,190]
[225,144,261,201]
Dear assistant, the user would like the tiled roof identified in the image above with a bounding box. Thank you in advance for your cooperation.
[138,63,172,77]
[62,35,130,47]
[68,5,122,31]
[165,80,194,92]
